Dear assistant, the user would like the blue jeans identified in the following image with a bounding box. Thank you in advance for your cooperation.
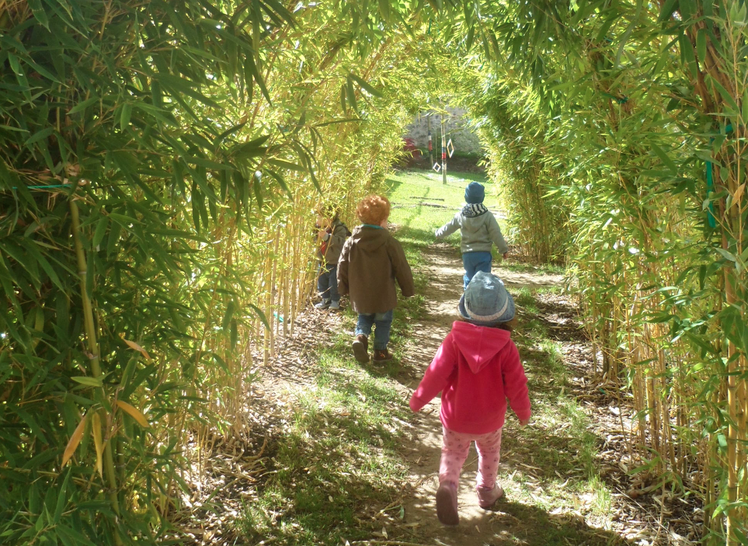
[317,263,339,303]
[355,309,394,350]
[462,251,492,289]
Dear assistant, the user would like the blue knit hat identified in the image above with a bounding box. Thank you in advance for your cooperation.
[458,271,515,325]
[464,182,485,204]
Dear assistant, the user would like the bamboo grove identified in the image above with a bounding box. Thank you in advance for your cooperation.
[458,1,748,543]
[1,0,747,544]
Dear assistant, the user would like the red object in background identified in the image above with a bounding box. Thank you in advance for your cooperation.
[403,138,421,159]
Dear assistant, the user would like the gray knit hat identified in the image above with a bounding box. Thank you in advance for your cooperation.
[458,271,515,324]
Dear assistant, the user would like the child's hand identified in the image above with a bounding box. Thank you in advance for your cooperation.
[502,252,508,259]
[519,418,530,426]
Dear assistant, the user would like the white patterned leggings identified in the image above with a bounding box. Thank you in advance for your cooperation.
[439,426,503,489]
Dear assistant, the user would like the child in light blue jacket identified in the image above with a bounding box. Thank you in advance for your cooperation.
[435,182,508,289]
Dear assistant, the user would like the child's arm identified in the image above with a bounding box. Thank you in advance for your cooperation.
[389,239,415,297]
[410,337,457,411]
[502,342,531,423]
[337,240,351,295]
[487,215,509,255]
[435,213,460,239]
[327,223,347,255]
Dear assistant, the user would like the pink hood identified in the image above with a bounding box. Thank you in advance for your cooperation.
[409,321,531,434]
[450,320,512,374]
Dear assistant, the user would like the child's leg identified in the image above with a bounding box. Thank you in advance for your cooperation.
[473,251,493,275]
[317,264,332,300]
[355,313,375,337]
[372,309,394,350]
[439,427,472,486]
[462,251,492,289]
[474,428,503,489]
[461,254,473,289]
[328,264,339,303]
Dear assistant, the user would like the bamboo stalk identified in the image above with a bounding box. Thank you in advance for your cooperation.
[282,230,290,337]
[69,199,122,542]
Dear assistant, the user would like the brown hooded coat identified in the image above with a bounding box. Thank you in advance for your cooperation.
[337,225,414,314]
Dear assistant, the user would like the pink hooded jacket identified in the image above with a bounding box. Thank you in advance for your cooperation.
[409,321,531,434]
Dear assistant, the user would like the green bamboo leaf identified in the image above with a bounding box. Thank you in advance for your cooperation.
[71,376,103,388]
[92,216,109,249]
[15,407,48,445]
[659,0,678,21]
[249,303,269,330]
[68,96,99,115]
[244,55,271,104]
[708,77,739,113]
[24,128,54,147]
[650,142,678,174]
[349,73,383,97]
[716,248,736,262]
[106,221,121,256]
[346,77,358,112]
[27,0,50,28]
[266,158,305,171]
[155,73,220,109]
[3,242,41,290]
[120,103,132,130]
[678,0,695,21]
[696,28,707,65]
[222,300,235,331]
[378,0,390,22]
[230,319,238,348]
[53,469,72,523]
[252,170,263,209]
[23,241,65,292]
[260,0,296,27]
[55,523,97,546]
[265,168,292,197]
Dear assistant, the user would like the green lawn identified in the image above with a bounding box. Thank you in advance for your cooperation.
[386,169,487,242]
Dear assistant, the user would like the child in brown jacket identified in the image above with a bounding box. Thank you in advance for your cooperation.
[338,195,415,363]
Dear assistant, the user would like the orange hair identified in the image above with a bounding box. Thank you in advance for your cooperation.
[356,195,391,225]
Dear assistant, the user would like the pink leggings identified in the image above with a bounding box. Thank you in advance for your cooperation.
[439,427,503,489]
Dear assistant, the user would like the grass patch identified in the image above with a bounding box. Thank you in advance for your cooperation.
[386,169,483,243]
[498,284,616,534]
[236,176,437,543]
[499,261,566,276]
[236,345,411,545]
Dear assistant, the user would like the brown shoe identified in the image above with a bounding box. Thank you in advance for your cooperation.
[476,483,504,509]
[436,481,459,525]
[352,335,369,363]
[372,349,393,362]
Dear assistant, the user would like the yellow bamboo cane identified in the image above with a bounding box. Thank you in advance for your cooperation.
[69,198,122,543]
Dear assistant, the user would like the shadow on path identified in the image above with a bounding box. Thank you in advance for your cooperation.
[396,242,635,546]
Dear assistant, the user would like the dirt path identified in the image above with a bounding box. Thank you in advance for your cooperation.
[183,239,700,545]
[398,243,569,545]
[394,242,697,546]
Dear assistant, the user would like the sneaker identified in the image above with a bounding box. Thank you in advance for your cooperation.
[329,300,340,311]
[476,483,504,509]
[314,299,331,309]
[352,335,369,363]
[372,349,393,362]
[436,481,459,525]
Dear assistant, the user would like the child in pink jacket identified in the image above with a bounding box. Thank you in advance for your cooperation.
[409,271,531,526]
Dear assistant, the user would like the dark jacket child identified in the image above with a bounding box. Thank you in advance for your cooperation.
[314,209,349,311]
[338,195,414,363]
[435,182,509,289]
[409,271,531,526]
